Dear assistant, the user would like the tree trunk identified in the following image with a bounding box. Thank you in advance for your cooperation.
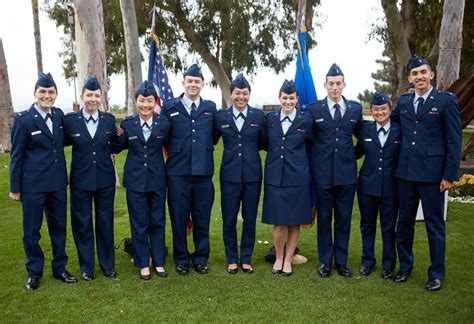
[401,0,417,53]
[120,0,142,115]
[437,0,465,90]
[381,0,412,99]
[296,0,306,32]
[74,0,109,110]
[31,0,43,74]
[0,39,14,152]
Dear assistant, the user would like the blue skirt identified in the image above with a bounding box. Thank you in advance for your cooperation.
[262,184,312,225]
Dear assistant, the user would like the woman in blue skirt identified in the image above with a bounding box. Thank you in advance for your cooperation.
[262,79,313,276]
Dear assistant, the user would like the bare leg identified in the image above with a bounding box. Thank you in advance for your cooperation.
[283,225,300,273]
[273,225,287,271]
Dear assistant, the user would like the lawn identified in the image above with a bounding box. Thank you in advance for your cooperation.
[0,141,473,322]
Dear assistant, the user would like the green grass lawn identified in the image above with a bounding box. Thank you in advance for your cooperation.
[0,142,473,322]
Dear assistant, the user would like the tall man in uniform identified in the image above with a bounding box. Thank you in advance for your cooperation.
[392,55,462,291]
[9,73,77,290]
[309,64,363,278]
[161,64,217,275]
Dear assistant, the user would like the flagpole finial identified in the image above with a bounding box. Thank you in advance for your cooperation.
[300,25,307,33]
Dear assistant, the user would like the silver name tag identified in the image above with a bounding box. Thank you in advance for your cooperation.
[31,130,42,136]
[71,133,80,137]
[170,112,179,117]
[364,138,372,142]
[221,124,230,128]
[315,118,324,123]
[129,136,138,140]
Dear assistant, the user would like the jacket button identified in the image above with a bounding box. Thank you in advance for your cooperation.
[192,129,195,132]
[144,145,147,149]
[144,154,148,158]
[282,137,285,140]
[92,160,96,164]
[412,142,416,145]
[378,167,382,171]
[54,159,57,162]
[335,148,338,152]
[280,155,284,158]
[413,131,417,134]
[92,152,96,155]
[144,163,147,167]
[238,144,242,147]
[238,153,242,156]
[192,139,196,143]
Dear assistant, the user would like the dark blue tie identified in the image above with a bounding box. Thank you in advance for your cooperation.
[281,116,292,123]
[191,102,197,118]
[44,113,52,122]
[416,97,424,116]
[87,116,97,123]
[234,113,246,120]
[378,127,387,135]
[333,104,342,125]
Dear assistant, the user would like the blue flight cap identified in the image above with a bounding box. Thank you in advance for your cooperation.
[36,72,56,88]
[280,79,297,94]
[371,92,390,106]
[83,75,101,91]
[326,63,344,77]
[184,64,204,80]
[407,55,429,72]
[137,80,157,98]
[231,73,250,90]
[406,82,414,89]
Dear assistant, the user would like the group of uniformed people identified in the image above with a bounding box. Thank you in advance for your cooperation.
[9,55,461,292]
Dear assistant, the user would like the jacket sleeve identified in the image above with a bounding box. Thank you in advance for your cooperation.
[9,117,28,192]
[442,95,462,181]
[112,120,129,153]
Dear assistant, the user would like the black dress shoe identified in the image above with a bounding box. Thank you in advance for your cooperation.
[336,265,352,277]
[426,278,442,291]
[194,264,209,274]
[281,270,293,277]
[271,268,282,275]
[393,271,411,283]
[139,273,151,280]
[25,277,39,290]
[227,266,238,274]
[318,264,331,278]
[360,266,372,276]
[53,271,77,283]
[381,270,393,279]
[176,264,189,275]
[241,264,254,274]
[155,268,168,278]
[102,269,117,278]
[81,272,94,281]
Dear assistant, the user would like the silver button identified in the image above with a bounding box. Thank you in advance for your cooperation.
[412,142,415,145]
[335,128,339,131]
[238,135,241,138]
[238,144,242,147]
[92,160,96,164]
[335,138,339,142]
[379,149,383,153]
[415,121,419,124]
[335,148,338,152]
[192,129,195,132]
[378,167,382,171]
[144,145,147,149]
[144,154,148,158]
[238,153,242,156]
[54,159,57,162]
[413,131,417,134]
[192,119,195,123]
[193,139,196,143]
[92,152,96,155]
[282,137,285,140]
[281,146,284,149]
[53,149,56,153]
[144,163,147,167]
[379,158,383,161]
[280,155,284,158]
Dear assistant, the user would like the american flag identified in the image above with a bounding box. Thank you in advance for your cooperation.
[147,33,174,109]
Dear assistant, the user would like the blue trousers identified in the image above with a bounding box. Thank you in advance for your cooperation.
[315,184,356,266]
[126,189,166,268]
[220,180,261,265]
[397,179,446,279]
[21,189,68,278]
[167,175,214,266]
[70,187,115,273]
[357,192,397,271]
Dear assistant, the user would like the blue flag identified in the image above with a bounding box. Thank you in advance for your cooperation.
[294,28,317,226]
[295,29,317,110]
[147,33,174,107]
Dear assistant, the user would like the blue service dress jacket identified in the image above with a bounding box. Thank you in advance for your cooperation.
[308,97,363,186]
[63,110,118,190]
[115,114,170,192]
[10,105,68,193]
[356,121,402,197]
[391,88,462,182]
[213,106,266,183]
[161,94,217,176]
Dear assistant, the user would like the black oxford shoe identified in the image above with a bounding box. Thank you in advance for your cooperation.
[102,269,117,278]
[53,271,77,283]
[393,271,411,283]
[360,266,372,276]
[176,264,190,275]
[336,264,352,277]
[318,264,331,278]
[25,277,39,290]
[426,278,442,291]
[194,264,209,274]
[381,270,393,279]
[81,272,94,281]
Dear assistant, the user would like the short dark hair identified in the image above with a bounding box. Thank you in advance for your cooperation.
[134,90,157,101]
[81,86,102,94]
[34,84,58,92]
[230,85,251,94]
[278,90,298,97]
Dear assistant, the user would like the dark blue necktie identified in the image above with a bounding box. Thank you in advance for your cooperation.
[142,122,151,129]
[333,103,342,125]
[44,113,52,122]
[281,116,292,123]
[416,97,424,116]
[378,127,387,135]
[191,102,197,118]
[234,113,246,120]
[87,116,97,123]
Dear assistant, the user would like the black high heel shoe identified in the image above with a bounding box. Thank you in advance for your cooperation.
[155,267,168,278]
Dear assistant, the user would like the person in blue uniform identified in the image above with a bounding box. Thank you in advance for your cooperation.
[63,76,117,281]
[9,73,77,290]
[161,64,217,275]
[115,80,170,280]
[355,93,401,279]
[213,74,266,274]
[308,64,363,278]
[262,79,313,277]
[391,55,462,291]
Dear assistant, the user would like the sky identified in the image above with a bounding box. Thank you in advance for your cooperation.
[0,0,385,112]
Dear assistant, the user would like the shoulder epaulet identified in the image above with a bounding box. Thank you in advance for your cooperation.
[348,100,362,106]
[440,91,455,97]
[104,111,114,116]
[400,93,411,97]
[216,108,227,114]
[124,115,135,120]
[16,110,28,118]
[52,107,64,114]
[65,111,76,117]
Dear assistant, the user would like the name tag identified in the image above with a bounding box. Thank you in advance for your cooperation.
[71,133,81,138]
[221,124,230,128]
[350,119,357,123]
[315,118,324,123]
[129,136,138,140]
[170,112,179,117]
[364,138,372,142]
[106,131,112,134]
[394,140,401,144]
[296,128,305,133]
[250,124,259,127]
[204,112,213,116]
[31,130,42,136]
[400,110,408,114]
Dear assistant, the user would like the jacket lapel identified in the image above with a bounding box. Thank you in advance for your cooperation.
[416,88,437,119]
[30,106,54,139]
[385,123,399,147]
[132,115,146,143]
[321,99,334,125]
[75,109,93,141]
[240,106,256,133]
[286,111,303,135]
[93,110,107,140]
[370,123,382,148]
[225,108,240,133]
